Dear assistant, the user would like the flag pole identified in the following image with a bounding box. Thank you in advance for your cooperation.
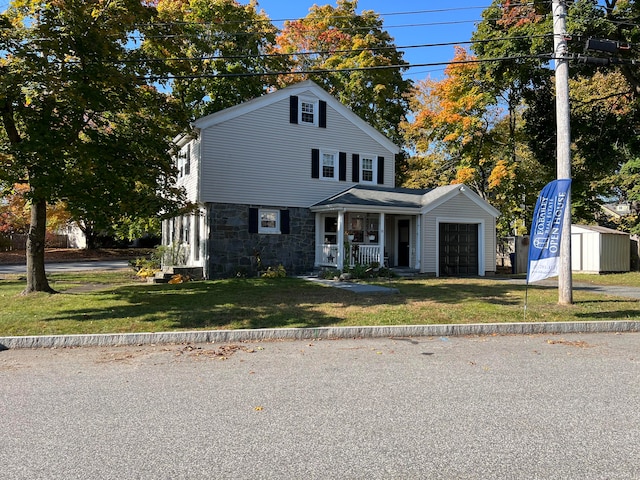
[524,281,529,322]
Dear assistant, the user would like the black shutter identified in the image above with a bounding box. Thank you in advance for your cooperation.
[289,96,298,124]
[339,152,347,181]
[377,156,385,185]
[311,149,320,178]
[319,100,327,128]
[352,154,360,182]
[281,210,290,234]
[249,208,258,233]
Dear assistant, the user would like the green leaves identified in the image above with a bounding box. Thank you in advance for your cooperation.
[274,0,411,144]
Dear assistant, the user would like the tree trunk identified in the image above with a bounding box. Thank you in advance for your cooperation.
[22,198,56,294]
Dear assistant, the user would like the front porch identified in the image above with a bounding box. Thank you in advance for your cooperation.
[310,184,433,273]
[314,210,419,271]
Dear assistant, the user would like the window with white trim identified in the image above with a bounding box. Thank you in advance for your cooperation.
[360,155,376,183]
[322,151,338,180]
[299,98,318,125]
[259,209,280,234]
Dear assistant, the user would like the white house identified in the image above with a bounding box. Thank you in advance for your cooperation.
[163,80,500,278]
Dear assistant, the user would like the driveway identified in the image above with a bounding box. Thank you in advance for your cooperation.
[1,333,639,479]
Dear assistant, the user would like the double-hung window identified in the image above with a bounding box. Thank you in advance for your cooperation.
[361,155,376,183]
[322,151,338,180]
[300,100,315,124]
[259,209,280,234]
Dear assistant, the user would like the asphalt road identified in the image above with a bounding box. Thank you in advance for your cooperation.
[2,333,639,479]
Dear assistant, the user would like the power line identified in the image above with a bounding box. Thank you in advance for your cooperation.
[141,54,552,81]
[44,35,555,66]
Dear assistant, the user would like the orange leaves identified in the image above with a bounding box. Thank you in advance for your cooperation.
[488,159,515,190]
[454,167,476,185]
[497,1,542,29]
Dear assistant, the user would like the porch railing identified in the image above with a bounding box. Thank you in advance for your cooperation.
[351,244,381,266]
[320,244,339,267]
[320,244,382,268]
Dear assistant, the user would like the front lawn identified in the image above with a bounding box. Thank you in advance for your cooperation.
[1,271,638,337]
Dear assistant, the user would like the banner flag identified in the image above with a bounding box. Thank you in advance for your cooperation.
[526,179,572,284]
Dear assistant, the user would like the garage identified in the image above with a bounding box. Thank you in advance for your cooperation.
[439,223,479,276]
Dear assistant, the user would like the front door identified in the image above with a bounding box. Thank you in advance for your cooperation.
[397,219,410,267]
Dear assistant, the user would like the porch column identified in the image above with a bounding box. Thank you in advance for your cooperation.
[415,215,421,270]
[379,212,385,267]
[337,210,345,270]
[314,213,322,268]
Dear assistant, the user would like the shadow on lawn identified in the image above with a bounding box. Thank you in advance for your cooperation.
[39,277,538,330]
[42,278,360,330]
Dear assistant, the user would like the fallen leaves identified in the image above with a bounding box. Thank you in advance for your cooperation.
[178,343,258,360]
[546,339,593,348]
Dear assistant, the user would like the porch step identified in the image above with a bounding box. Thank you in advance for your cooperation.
[148,266,204,283]
[390,268,421,278]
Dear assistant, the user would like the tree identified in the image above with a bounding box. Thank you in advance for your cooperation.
[147,0,288,119]
[0,183,71,236]
[273,0,411,146]
[472,0,640,232]
[0,0,188,293]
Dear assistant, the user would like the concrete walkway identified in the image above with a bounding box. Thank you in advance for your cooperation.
[300,275,399,294]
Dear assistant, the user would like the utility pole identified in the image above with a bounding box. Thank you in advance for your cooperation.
[552,0,573,304]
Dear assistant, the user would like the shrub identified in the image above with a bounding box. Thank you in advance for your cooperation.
[319,268,341,280]
[261,264,287,278]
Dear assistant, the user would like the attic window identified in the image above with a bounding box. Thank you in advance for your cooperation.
[300,99,316,125]
[290,95,327,127]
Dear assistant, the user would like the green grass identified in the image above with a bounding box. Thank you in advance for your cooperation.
[0,271,639,337]
[573,272,640,287]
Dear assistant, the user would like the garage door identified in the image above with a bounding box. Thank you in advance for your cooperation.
[439,223,479,276]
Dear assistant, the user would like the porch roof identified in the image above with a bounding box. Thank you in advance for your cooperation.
[310,185,432,212]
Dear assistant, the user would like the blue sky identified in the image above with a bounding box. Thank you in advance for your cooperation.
[252,1,490,81]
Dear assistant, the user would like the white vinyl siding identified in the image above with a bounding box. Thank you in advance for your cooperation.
[421,194,496,275]
[198,92,396,207]
[175,139,200,203]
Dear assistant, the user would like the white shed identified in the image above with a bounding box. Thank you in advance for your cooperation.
[571,225,630,273]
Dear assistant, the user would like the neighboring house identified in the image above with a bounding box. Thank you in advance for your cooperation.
[163,80,499,278]
[601,202,632,219]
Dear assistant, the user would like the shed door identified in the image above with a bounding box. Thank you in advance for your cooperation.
[439,223,479,276]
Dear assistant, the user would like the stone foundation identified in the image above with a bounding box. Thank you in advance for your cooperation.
[207,203,315,278]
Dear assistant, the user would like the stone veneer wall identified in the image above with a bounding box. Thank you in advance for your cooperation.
[207,203,316,278]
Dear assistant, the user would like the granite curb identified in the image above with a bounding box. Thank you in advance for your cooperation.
[1,320,639,350]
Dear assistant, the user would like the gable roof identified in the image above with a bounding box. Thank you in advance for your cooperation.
[311,184,501,218]
[192,80,399,154]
